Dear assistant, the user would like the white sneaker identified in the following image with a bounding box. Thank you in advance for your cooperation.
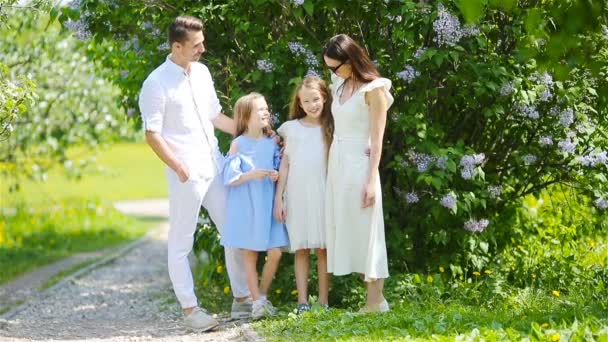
[358,299,390,314]
[252,299,276,320]
[231,297,253,319]
[183,307,219,331]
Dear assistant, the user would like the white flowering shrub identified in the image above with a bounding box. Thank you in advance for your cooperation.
[1,10,130,191]
[70,0,607,272]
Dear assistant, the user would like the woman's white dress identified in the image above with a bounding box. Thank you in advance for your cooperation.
[325,76,394,281]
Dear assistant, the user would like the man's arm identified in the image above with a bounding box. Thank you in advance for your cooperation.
[212,113,236,136]
[145,131,190,182]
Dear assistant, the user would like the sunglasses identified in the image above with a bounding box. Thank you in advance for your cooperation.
[327,60,348,73]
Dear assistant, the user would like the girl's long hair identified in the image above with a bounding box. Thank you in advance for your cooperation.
[288,76,334,159]
[323,34,380,91]
[233,92,272,138]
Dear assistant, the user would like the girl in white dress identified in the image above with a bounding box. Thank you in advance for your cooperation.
[323,34,394,313]
[274,76,334,313]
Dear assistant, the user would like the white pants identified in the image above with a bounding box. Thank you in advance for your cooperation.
[166,168,249,309]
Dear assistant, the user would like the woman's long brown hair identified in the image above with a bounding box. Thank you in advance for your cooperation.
[233,92,272,138]
[288,76,334,159]
[323,34,380,92]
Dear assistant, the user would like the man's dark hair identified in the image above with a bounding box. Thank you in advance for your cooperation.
[168,16,203,45]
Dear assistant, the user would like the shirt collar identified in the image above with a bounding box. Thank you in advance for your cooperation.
[165,54,191,76]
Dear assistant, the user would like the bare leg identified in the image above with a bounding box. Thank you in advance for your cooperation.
[295,249,310,304]
[259,248,282,296]
[243,250,260,300]
[365,278,385,307]
[316,248,329,305]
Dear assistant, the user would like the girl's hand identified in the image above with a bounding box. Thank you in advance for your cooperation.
[269,170,279,182]
[273,198,287,222]
[362,181,376,208]
[246,169,270,180]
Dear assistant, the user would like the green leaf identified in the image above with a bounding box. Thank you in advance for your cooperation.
[303,1,314,16]
[524,8,544,35]
[457,0,486,23]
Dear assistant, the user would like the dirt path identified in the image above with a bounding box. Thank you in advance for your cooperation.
[0,199,262,341]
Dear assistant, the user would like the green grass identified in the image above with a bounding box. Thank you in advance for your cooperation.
[1,142,166,206]
[0,200,161,285]
[253,289,607,341]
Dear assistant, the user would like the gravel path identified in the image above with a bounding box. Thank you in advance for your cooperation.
[0,200,260,342]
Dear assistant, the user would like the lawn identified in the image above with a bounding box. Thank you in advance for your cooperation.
[1,142,166,206]
[0,142,167,284]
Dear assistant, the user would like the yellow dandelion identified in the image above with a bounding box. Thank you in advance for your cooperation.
[291,289,298,295]
[552,290,560,297]
[426,275,433,283]
[223,286,230,294]
[541,323,549,328]
[551,333,560,341]
[275,289,282,294]
[472,271,481,276]
[484,270,492,275]
[439,266,445,273]
[532,273,537,278]
[216,265,223,274]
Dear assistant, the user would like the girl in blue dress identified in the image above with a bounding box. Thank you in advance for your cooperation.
[221,92,289,320]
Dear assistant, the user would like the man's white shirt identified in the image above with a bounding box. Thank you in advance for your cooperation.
[139,55,224,177]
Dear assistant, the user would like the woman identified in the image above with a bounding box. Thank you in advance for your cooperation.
[323,34,394,313]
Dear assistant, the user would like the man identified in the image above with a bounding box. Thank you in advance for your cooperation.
[138,16,251,331]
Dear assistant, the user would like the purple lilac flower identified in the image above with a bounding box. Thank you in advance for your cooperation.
[120,70,129,78]
[271,113,280,125]
[157,42,169,51]
[406,192,419,204]
[288,41,319,67]
[436,156,448,170]
[522,154,537,165]
[595,197,608,209]
[410,151,436,173]
[577,151,608,167]
[459,153,484,180]
[306,69,319,77]
[464,219,489,233]
[488,185,502,199]
[440,193,457,210]
[292,0,305,5]
[539,72,553,86]
[560,108,574,127]
[414,47,427,59]
[64,20,91,41]
[127,108,135,117]
[500,82,515,96]
[549,106,560,116]
[539,136,553,146]
[518,104,539,120]
[432,5,479,47]
[539,88,553,102]
[396,65,420,83]
[257,59,274,73]
[433,6,462,46]
[558,138,577,154]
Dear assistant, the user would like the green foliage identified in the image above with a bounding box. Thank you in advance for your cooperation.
[0,199,154,284]
[0,10,132,193]
[254,289,607,341]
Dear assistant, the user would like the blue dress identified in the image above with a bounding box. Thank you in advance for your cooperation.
[220,135,289,251]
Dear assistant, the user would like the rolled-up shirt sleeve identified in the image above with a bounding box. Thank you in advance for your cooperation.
[201,66,222,121]
[138,77,165,133]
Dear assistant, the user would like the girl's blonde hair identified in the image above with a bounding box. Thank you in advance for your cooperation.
[288,76,334,157]
[233,92,273,137]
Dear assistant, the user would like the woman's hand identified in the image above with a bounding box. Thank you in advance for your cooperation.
[269,170,279,182]
[362,180,376,208]
[273,198,287,222]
